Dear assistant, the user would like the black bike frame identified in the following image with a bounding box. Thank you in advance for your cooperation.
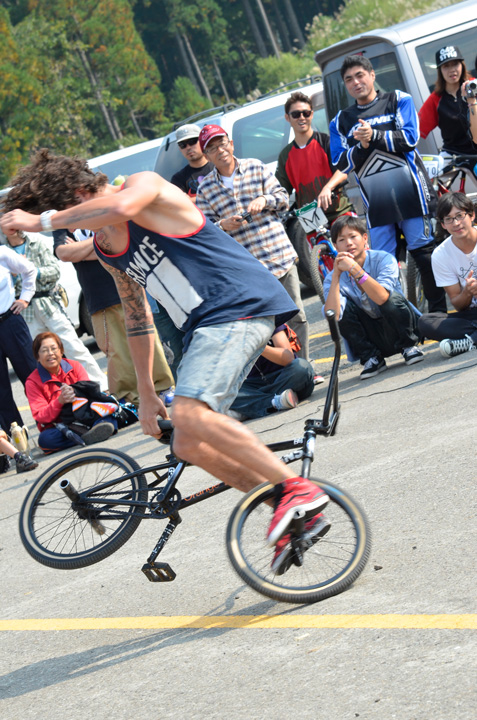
[76,310,341,517]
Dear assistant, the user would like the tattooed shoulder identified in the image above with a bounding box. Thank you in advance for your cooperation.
[95,229,114,254]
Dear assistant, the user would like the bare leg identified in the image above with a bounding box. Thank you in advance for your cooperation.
[171,397,297,493]
[0,433,17,459]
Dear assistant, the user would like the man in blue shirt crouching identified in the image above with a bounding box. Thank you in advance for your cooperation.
[324,215,424,380]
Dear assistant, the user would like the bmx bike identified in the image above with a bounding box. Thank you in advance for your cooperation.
[19,311,371,605]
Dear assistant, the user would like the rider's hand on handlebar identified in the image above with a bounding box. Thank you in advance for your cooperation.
[138,392,169,439]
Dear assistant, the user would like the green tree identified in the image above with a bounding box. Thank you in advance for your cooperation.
[307,0,460,54]
[31,0,166,140]
[255,52,319,93]
[168,76,212,123]
[0,8,42,185]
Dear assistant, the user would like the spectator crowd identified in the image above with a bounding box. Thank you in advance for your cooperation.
[1,46,476,481]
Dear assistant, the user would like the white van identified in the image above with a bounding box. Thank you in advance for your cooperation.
[154,78,326,180]
[88,136,164,180]
[315,0,477,157]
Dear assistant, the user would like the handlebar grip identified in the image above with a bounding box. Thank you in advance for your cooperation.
[157,418,173,444]
[325,309,341,345]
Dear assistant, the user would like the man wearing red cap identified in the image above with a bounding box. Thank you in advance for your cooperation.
[1,149,329,573]
[196,124,309,360]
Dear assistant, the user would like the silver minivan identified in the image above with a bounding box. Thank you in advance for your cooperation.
[315,0,477,158]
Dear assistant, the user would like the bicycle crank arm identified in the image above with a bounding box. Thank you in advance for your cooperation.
[141,561,176,582]
[59,478,106,536]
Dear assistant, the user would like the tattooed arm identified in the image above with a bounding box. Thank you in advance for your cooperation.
[101,261,168,438]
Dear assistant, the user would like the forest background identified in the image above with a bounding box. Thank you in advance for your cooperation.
[0,0,459,185]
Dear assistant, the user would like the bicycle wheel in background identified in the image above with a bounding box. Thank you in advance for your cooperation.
[309,244,328,303]
[286,217,314,290]
[20,448,148,570]
[406,253,427,313]
[226,479,371,604]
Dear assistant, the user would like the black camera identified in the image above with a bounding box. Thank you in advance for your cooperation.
[465,80,477,99]
[241,211,253,223]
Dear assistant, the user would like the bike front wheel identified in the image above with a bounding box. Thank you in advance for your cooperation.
[226,479,371,604]
[310,244,328,303]
[19,448,148,570]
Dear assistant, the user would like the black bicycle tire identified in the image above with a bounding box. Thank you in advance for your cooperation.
[406,254,427,313]
[19,448,148,570]
[286,218,314,290]
[309,244,327,304]
[226,479,371,604]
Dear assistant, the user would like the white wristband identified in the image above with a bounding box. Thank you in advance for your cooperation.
[40,210,58,232]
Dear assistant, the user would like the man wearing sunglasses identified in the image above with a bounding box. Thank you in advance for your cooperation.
[170,124,214,203]
[418,192,477,357]
[276,91,353,222]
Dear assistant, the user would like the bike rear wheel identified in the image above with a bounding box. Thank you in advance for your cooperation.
[226,479,371,604]
[20,448,148,570]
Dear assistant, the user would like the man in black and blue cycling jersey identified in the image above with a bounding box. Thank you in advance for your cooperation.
[1,149,329,573]
[329,54,447,314]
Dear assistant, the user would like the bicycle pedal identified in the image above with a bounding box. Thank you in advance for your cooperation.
[141,561,176,582]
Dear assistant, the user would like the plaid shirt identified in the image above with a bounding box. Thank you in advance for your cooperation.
[13,232,61,322]
[196,157,296,278]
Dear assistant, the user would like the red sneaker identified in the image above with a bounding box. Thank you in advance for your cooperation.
[271,514,331,574]
[267,477,329,547]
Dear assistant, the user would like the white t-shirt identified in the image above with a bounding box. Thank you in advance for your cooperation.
[431,232,477,308]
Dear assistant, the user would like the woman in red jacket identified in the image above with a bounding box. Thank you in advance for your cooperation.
[26,331,116,453]
[419,45,476,156]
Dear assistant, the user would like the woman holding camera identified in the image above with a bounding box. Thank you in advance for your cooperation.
[463,73,477,144]
[419,45,476,156]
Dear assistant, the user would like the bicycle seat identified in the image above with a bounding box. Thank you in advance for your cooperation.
[157,418,173,445]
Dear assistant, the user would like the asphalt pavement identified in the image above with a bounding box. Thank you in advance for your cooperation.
[1,286,475,719]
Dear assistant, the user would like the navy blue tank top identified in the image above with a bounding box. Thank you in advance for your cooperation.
[94,214,296,349]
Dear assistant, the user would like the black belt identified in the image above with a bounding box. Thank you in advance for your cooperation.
[33,291,52,298]
[0,308,13,323]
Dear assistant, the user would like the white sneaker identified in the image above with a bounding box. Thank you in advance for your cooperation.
[439,335,475,358]
[272,389,299,411]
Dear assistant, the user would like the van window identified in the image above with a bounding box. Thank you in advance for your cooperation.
[91,146,161,180]
[324,52,407,119]
[154,142,184,181]
[415,27,477,94]
[232,106,291,163]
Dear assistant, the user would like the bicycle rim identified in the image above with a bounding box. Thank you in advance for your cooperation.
[19,448,148,570]
[226,480,371,604]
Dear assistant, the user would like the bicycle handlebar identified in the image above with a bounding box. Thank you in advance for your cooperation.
[325,309,340,347]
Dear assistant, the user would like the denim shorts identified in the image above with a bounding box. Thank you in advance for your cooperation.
[174,316,275,414]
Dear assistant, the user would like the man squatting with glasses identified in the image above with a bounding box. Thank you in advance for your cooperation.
[1,150,329,572]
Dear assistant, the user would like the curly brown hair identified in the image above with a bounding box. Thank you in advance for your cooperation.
[3,148,108,213]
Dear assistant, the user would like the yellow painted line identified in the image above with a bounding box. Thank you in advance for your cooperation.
[309,330,332,339]
[314,355,347,364]
[0,614,475,632]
